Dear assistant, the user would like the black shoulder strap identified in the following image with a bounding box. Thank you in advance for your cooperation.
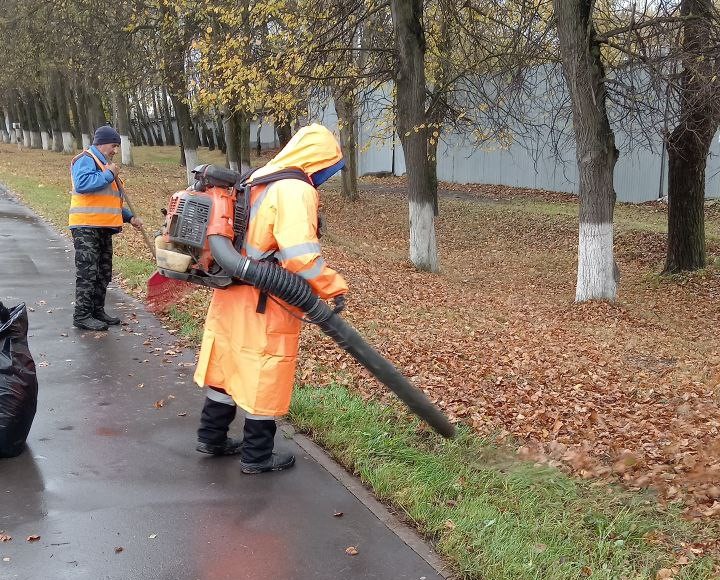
[237,168,312,189]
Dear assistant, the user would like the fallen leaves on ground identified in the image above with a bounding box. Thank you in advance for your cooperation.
[345,546,359,556]
[26,535,40,542]
[3,144,720,523]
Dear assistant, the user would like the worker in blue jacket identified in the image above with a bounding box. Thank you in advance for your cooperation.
[68,126,142,331]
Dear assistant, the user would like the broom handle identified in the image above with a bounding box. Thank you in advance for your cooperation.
[115,177,156,258]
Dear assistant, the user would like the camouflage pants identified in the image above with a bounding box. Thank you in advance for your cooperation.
[71,228,114,319]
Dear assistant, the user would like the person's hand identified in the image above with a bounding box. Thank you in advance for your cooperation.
[332,294,346,314]
[130,216,143,229]
[107,162,119,177]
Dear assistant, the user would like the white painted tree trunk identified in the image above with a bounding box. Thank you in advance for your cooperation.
[22,130,31,148]
[228,161,239,171]
[409,200,439,272]
[30,131,41,149]
[82,133,91,149]
[120,135,133,166]
[40,131,50,150]
[61,131,74,154]
[184,148,198,185]
[52,131,62,151]
[0,130,8,143]
[575,222,617,301]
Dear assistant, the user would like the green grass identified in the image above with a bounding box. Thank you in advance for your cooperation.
[164,305,205,343]
[0,175,68,228]
[114,255,157,291]
[290,385,717,580]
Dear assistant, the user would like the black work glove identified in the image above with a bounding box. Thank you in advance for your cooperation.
[332,294,346,314]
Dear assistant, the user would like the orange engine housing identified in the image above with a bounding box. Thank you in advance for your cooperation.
[163,185,237,273]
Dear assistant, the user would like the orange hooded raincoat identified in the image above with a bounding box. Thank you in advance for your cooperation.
[193,124,348,416]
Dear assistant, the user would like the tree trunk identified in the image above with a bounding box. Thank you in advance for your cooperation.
[151,89,165,146]
[170,94,199,184]
[197,119,209,148]
[215,114,226,153]
[276,122,292,147]
[33,91,52,150]
[256,116,263,156]
[21,90,42,148]
[0,108,8,143]
[113,91,134,166]
[14,96,32,149]
[44,83,62,152]
[6,106,19,144]
[428,138,439,216]
[53,72,75,153]
[133,92,154,146]
[86,80,107,133]
[664,0,719,273]
[65,84,81,149]
[238,112,251,171]
[554,0,619,301]
[223,110,240,170]
[205,121,216,151]
[160,87,176,145]
[390,0,439,272]
[74,82,93,149]
[665,134,708,272]
[334,90,359,200]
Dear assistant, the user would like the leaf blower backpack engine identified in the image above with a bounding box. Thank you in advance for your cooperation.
[152,164,456,438]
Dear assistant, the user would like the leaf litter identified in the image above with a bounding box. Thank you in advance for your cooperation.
[3,146,720,526]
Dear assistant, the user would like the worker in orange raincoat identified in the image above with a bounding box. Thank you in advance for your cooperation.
[194,124,348,473]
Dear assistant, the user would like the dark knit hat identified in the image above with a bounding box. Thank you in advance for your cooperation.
[92,125,121,146]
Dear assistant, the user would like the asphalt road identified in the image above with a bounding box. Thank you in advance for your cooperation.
[0,188,445,580]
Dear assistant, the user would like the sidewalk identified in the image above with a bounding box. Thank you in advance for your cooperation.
[0,189,446,580]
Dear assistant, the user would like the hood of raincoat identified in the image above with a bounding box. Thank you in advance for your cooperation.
[250,123,345,186]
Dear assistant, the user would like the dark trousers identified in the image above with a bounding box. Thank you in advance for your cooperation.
[72,228,113,319]
[198,387,276,463]
[197,391,237,444]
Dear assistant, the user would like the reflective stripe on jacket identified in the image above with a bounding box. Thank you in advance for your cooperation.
[69,149,124,228]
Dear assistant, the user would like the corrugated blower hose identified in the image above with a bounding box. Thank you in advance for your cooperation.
[149,164,456,439]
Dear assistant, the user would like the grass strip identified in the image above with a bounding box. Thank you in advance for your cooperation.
[290,384,716,580]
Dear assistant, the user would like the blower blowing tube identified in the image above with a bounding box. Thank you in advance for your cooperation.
[208,235,456,438]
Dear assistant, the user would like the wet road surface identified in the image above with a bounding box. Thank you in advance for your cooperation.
[0,189,445,580]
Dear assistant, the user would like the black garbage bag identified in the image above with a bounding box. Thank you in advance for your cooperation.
[0,302,38,458]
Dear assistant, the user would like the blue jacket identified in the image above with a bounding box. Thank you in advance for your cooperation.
[70,145,133,228]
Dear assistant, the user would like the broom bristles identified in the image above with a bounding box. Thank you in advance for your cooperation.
[146,273,196,313]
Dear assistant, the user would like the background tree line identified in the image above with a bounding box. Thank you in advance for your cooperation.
[0,0,718,301]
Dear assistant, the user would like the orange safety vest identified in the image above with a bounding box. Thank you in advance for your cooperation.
[68,149,124,228]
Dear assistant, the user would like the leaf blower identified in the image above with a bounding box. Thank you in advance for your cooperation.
[150,164,455,439]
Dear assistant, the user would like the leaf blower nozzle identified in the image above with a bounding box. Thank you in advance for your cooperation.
[208,235,456,438]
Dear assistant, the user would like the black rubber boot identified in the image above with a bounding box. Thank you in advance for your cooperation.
[239,418,295,474]
[196,437,243,456]
[73,316,109,331]
[196,391,240,455]
[93,310,121,325]
[241,452,295,474]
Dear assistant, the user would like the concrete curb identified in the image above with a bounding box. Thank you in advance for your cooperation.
[280,422,452,580]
